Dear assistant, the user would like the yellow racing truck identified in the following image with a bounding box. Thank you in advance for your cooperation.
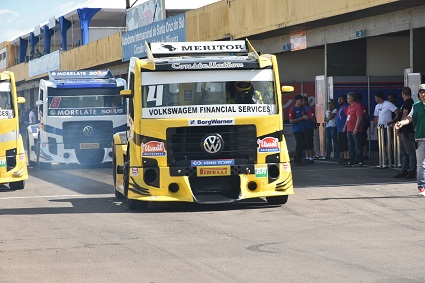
[0,71,28,190]
[113,40,294,210]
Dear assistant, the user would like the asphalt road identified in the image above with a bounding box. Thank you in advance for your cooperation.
[0,161,424,283]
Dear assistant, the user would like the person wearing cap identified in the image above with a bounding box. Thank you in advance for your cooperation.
[395,84,425,196]
[393,87,416,179]
[225,81,263,104]
[289,94,309,166]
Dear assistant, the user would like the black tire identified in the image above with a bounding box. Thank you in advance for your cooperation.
[36,140,51,169]
[112,146,125,200]
[27,137,37,167]
[266,195,288,205]
[122,151,148,210]
[9,180,25,190]
[40,162,52,169]
[127,198,149,210]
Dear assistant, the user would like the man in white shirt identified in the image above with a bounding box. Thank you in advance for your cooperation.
[28,106,37,124]
[372,91,399,165]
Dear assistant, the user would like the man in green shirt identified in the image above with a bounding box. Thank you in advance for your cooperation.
[395,84,425,196]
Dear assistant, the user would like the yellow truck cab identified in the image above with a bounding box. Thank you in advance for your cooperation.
[113,40,294,210]
[0,71,28,190]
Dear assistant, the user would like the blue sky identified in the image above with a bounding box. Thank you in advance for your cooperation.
[0,0,86,43]
[0,0,219,43]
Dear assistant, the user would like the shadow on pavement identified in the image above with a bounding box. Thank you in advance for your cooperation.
[0,196,283,215]
[291,159,416,188]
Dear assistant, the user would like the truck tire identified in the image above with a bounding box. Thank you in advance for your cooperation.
[127,198,148,210]
[36,140,51,169]
[112,146,125,200]
[123,153,148,210]
[9,180,25,190]
[266,195,288,205]
[27,137,37,167]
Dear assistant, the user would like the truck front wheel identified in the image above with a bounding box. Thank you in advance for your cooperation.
[9,180,25,190]
[123,156,148,210]
[266,195,288,205]
[112,146,125,200]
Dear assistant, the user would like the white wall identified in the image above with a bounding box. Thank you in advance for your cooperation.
[89,28,125,43]
[367,36,410,76]
[276,49,324,82]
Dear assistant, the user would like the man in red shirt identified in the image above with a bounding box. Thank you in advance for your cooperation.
[343,92,364,167]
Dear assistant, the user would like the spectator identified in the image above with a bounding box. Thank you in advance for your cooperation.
[336,94,349,165]
[289,94,308,166]
[394,87,416,179]
[303,96,316,164]
[343,92,364,167]
[357,93,371,160]
[35,49,42,58]
[29,106,37,124]
[395,84,425,196]
[325,100,338,159]
[372,91,399,165]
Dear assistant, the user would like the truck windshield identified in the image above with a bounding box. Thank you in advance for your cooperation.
[0,82,14,119]
[141,69,276,119]
[46,87,126,116]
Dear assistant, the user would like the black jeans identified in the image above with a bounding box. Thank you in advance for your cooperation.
[294,131,305,163]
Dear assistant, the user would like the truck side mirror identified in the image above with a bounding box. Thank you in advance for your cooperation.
[281,86,294,93]
[120,89,133,98]
[17,97,26,104]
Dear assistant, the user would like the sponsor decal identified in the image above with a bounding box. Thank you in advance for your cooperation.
[255,165,268,178]
[171,62,244,70]
[48,107,124,116]
[143,104,275,118]
[0,159,6,167]
[132,168,139,176]
[50,70,111,79]
[188,118,235,126]
[197,166,230,177]
[257,137,280,152]
[19,154,25,162]
[141,141,166,156]
[0,110,12,119]
[283,163,290,171]
[150,40,247,54]
[191,159,234,167]
[151,40,248,54]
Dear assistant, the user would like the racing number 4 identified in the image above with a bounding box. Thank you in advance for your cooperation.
[147,85,164,106]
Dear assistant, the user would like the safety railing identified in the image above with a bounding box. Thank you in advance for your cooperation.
[376,125,401,168]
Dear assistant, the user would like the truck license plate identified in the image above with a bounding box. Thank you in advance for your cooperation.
[80,143,99,149]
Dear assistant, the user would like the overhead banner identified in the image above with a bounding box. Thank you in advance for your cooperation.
[126,0,165,32]
[122,13,186,62]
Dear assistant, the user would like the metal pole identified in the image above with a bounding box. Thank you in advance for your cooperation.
[377,125,386,168]
[387,126,392,168]
[393,127,400,168]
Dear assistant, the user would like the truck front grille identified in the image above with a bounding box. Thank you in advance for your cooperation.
[166,125,257,167]
[62,121,113,149]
